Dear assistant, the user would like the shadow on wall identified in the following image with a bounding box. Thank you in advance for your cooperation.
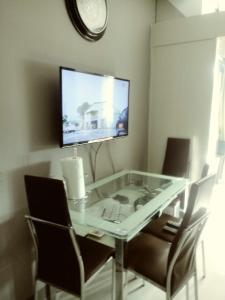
[0,161,51,300]
[0,210,33,300]
[22,60,60,151]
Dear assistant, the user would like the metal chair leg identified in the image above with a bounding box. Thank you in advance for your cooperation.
[112,259,116,300]
[124,271,128,299]
[201,239,206,279]
[34,280,38,300]
[194,264,199,300]
[166,291,171,300]
[45,284,51,300]
[186,281,189,300]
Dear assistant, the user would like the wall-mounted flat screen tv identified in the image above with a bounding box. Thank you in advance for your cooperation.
[59,66,130,148]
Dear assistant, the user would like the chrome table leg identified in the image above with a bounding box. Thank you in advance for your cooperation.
[115,239,125,300]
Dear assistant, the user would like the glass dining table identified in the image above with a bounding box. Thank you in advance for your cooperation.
[68,169,188,300]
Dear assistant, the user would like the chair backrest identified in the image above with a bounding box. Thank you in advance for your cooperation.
[201,163,210,179]
[24,175,83,296]
[24,175,72,226]
[190,173,216,214]
[168,208,209,296]
[176,173,215,234]
[167,173,215,294]
[162,137,190,178]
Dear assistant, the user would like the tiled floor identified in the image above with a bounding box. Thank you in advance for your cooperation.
[53,183,225,300]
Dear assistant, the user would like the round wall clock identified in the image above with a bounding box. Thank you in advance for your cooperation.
[65,0,108,41]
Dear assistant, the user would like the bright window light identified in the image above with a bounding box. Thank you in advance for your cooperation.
[202,0,225,14]
[220,0,225,10]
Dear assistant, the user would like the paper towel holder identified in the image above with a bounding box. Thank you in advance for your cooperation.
[60,147,86,202]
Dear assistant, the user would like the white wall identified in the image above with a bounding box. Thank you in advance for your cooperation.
[157,0,184,22]
[148,11,225,180]
[169,0,202,17]
[149,39,216,179]
[0,1,155,299]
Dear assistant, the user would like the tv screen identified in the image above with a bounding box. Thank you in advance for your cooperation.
[59,67,130,147]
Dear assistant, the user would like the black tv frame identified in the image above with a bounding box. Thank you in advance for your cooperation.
[59,66,130,148]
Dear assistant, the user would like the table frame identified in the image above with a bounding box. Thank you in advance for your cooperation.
[70,170,188,300]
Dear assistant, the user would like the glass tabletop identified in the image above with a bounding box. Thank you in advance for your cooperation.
[69,170,187,240]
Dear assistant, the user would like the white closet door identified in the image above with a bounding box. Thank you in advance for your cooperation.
[148,39,216,179]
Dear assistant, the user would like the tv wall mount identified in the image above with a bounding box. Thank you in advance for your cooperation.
[65,0,108,42]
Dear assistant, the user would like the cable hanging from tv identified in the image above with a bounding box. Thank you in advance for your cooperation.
[89,142,103,182]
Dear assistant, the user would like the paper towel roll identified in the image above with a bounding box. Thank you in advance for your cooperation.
[60,156,86,200]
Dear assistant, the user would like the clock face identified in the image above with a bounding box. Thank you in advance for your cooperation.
[65,0,108,41]
[76,0,107,34]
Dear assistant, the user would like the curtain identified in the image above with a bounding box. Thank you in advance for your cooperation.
[217,58,225,155]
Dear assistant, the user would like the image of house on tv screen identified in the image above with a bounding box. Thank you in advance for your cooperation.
[63,102,128,143]
[62,73,129,144]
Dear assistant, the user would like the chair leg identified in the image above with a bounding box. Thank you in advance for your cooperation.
[45,284,51,300]
[166,290,171,300]
[34,280,38,300]
[112,259,116,300]
[201,239,206,279]
[185,282,189,300]
[80,291,85,300]
[124,270,128,299]
[194,265,199,300]
[32,260,38,300]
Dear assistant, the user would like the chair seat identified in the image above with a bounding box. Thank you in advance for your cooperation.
[77,235,114,282]
[142,214,180,242]
[124,173,215,300]
[124,233,171,288]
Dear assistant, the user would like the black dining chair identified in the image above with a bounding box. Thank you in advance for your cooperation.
[24,175,115,300]
[142,171,215,279]
[162,137,191,178]
[161,137,191,216]
[127,137,190,288]
[124,208,209,300]
[201,163,209,178]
